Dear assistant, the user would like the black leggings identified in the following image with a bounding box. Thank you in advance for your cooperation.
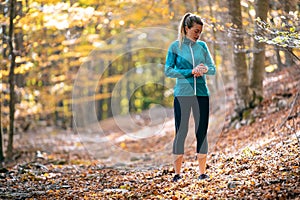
[173,96,209,154]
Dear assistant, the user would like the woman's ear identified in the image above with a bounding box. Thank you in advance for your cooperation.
[184,26,188,33]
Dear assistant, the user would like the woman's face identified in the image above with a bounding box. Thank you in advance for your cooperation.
[185,23,203,42]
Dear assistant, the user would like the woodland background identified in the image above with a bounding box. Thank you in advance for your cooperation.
[0,0,299,199]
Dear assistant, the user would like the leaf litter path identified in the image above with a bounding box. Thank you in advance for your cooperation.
[1,65,300,199]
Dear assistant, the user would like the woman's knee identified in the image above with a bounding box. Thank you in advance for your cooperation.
[197,153,207,159]
[173,154,184,161]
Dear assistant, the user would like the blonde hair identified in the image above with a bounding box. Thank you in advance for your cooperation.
[178,13,203,48]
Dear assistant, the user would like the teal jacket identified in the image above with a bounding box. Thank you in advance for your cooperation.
[165,37,216,96]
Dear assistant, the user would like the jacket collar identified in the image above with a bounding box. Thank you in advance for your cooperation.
[183,37,196,45]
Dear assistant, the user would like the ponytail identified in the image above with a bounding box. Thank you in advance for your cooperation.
[178,13,191,48]
[178,13,203,48]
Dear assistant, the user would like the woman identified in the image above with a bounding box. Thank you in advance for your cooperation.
[164,13,216,182]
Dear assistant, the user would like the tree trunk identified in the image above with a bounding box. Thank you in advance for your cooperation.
[194,0,199,12]
[1,25,8,58]
[279,0,298,13]
[0,9,6,163]
[0,98,4,164]
[250,0,269,104]
[275,47,283,69]
[168,0,177,30]
[208,0,219,89]
[182,0,193,12]
[106,60,113,118]
[97,59,105,120]
[7,0,16,160]
[227,0,252,115]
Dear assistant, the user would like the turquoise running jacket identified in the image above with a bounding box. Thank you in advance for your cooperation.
[165,37,216,96]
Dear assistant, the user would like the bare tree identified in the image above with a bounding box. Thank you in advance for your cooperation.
[250,0,269,104]
[0,1,9,165]
[194,0,200,12]
[7,0,17,159]
[227,0,252,116]
[183,0,193,12]
[0,99,4,166]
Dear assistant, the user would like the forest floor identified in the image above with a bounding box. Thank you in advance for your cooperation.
[1,65,300,199]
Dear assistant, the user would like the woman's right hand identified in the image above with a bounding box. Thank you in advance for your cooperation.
[192,68,202,77]
[193,64,207,77]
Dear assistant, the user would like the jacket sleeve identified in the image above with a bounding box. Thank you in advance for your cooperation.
[202,42,216,75]
[164,45,193,78]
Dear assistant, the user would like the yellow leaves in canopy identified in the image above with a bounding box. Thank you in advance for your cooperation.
[62,37,81,46]
[17,10,44,31]
[33,0,62,4]
[210,17,217,23]
[51,75,66,83]
[289,26,296,33]
[32,42,39,48]
[265,64,278,73]
[48,54,61,62]
[0,61,34,78]
[15,62,34,74]
[0,14,6,24]
[69,93,112,104]
[15,56,26,64]
[242,21,249,26]
[0,70,8,79]
[77,0,106,6]
[20,2,95,31]
[225,23,233,28]
[98,75,123,85]
[44,13,70,30]
[74,45,94,55]
[134,99,142,107]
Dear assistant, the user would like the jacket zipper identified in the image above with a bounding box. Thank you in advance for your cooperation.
[189,43,196,96]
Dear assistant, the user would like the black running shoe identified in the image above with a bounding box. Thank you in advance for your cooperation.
[172,174,182,182]
[198,174,209,180]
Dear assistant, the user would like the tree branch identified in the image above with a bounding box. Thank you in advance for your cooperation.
[287,48,300,62]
